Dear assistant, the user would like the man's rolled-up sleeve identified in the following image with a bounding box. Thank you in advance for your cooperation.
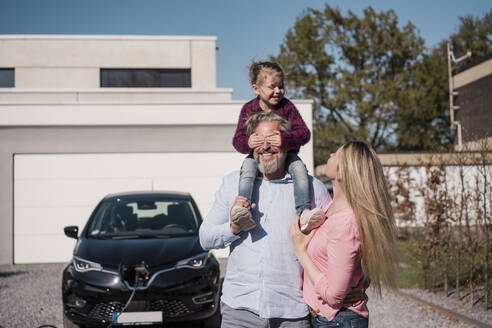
[199,174,241,250]
[313,178,331,209]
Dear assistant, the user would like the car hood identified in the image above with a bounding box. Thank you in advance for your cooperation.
[75,235,204,269]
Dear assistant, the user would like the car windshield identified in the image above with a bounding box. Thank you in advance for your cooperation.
[87,198,199,238]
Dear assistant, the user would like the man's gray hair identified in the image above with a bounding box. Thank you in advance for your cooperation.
[244,111,291,136]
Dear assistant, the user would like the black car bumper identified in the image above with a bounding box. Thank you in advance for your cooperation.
[62,256,220,326]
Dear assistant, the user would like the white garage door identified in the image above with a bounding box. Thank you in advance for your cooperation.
[13,152,244,263]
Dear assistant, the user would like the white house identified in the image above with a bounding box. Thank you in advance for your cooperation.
[0,35,314,264]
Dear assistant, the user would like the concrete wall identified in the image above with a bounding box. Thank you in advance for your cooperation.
[0,35,218,90]
[0,100,314,264]
[0,89,233,102]
[315,151,492,227]
[384,164,491,227]
[453,57,492,89]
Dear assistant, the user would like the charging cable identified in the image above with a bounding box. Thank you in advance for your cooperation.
[40,286,137,328]
[107,287,136,328]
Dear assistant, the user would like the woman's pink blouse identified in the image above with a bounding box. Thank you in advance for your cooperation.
[302,205,369,320]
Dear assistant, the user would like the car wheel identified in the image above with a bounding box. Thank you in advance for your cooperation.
[63,312,84,328]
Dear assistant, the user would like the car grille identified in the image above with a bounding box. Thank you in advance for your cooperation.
[151,299,191,316]
[89,301,124,320]
[89,299,191,320]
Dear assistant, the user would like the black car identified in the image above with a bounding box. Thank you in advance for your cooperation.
[62,191,221,328]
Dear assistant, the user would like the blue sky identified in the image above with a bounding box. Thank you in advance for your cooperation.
[0,0,490,100]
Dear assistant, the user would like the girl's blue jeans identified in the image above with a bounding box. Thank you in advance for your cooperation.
[238,151,310,216]
[310,308,368,328]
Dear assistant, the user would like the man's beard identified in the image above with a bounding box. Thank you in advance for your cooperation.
[255,148,287,175]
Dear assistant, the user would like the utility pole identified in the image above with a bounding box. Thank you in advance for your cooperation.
[447,42,471,151]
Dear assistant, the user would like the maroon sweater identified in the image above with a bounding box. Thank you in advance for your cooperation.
[232,97,311,154]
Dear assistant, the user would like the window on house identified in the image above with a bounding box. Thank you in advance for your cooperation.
[0,69,14,87]
[100,69,191,88]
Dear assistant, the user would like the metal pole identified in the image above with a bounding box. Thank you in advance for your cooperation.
[447,43,455,126]
[447,42,471,151]
[455,121,463,151]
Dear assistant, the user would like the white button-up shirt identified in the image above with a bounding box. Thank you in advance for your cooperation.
[199,171,331,319]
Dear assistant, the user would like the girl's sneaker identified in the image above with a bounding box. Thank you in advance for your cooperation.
[231,205,256,231]
[299,208,325,232]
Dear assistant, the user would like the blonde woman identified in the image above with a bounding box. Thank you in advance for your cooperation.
[290,141,398,328]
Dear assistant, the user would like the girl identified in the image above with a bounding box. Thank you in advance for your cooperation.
[290,141,398,328]
[231,61,323,232]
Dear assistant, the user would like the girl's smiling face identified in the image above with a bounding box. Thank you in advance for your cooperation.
[253,72,285,111]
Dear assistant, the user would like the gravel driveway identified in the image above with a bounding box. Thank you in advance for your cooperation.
[0,262,485,328]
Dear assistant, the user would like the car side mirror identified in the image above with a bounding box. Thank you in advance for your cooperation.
[64,226,79,239]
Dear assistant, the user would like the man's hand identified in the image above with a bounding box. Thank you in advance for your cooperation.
[266,131,281,147]
[230,196,256,234]
[248,133,264,149]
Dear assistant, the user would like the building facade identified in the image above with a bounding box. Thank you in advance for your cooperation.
[453,54,492,150]
[0,35,314,264]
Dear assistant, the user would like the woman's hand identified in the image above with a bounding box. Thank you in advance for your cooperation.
[290,218,315,257]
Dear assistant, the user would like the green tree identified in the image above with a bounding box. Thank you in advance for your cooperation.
[395,8,492,151]
[393,42,452,150]
[271,5,427,164]
[451,8,492,63]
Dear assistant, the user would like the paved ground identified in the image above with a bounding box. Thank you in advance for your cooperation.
[0,261,489,328]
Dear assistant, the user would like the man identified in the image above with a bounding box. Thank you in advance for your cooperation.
[199,111,331,328]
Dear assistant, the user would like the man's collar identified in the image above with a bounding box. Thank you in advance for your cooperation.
[257,172,292,182]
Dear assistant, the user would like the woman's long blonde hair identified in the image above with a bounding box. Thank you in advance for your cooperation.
[338,141,398,296]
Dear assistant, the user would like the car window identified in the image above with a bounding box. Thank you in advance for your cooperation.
[87,198,198,238]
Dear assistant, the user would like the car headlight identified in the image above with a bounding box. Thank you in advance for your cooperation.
[73,256,103,273]
[175,252,210,269]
